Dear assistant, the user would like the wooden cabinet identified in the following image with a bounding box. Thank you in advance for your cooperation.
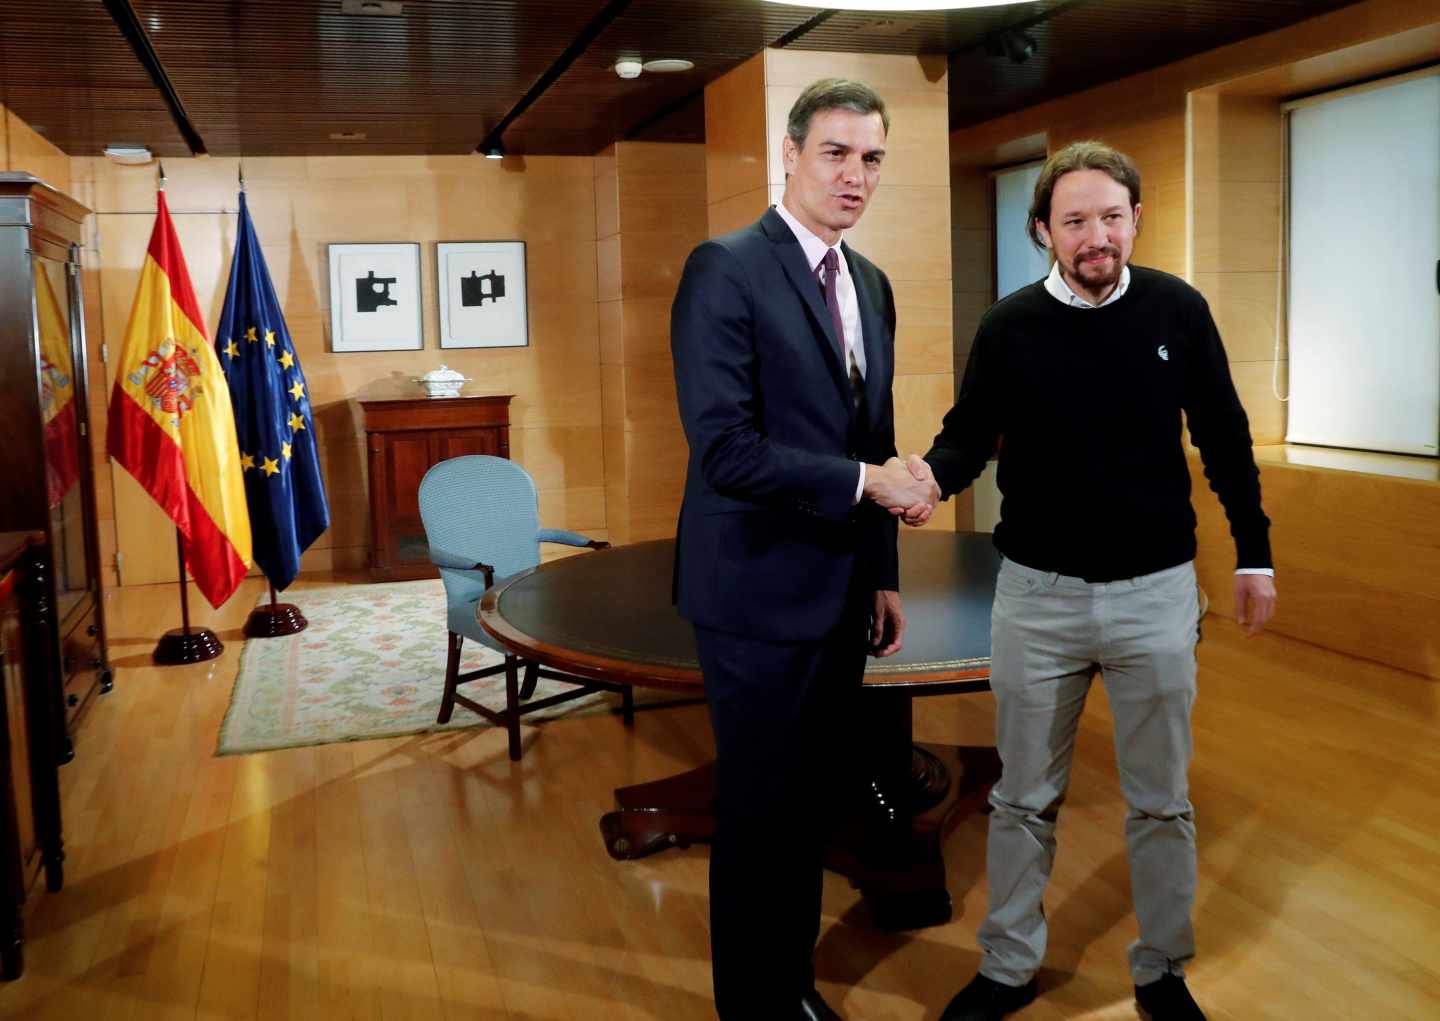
[0,532,65,981]
[360,394,514,580]
[0,173,112,761]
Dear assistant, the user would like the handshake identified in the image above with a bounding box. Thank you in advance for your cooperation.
[864,455,940,527]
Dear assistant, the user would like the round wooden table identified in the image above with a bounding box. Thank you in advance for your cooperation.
[480,531,1003,930]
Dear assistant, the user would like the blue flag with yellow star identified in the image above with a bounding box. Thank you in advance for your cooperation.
[216,192,329,590]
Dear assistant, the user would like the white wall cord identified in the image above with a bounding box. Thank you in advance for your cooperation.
[1274,111,1290,403]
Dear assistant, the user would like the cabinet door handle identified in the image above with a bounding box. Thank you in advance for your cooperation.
[67,693,79,707]
[87,623,99,637]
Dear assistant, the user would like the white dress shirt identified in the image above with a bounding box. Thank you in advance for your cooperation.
[1041,260,1273,579]
[1044,260,1130,308]
[773,201,869,502]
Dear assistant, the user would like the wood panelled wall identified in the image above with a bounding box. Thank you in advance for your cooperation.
[949,0,1440,449]
[1188,93,1286,444]
[1190,453,1440,680]
[595,142,706,544]
[704,48,958,530]
[71,154,606,586]
[3,105,71,195]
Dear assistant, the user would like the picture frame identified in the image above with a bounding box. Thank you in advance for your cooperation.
[327,242,424,352]
[436,241,529,349]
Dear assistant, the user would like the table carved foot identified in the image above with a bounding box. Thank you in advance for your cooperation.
[597,744,1001,931]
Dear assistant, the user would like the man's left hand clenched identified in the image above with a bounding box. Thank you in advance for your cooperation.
[871,589,905,657]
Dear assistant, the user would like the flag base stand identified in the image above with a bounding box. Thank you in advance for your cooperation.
[243,598,307,638]
[153,626,224,665]
[152,529,223,666]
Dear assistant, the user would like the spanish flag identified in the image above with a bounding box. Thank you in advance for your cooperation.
[107,192,252,608]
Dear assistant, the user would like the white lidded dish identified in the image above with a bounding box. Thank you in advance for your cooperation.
[413,364,469,398]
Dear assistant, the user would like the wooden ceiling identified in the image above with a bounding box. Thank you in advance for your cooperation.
[0,0,1362,158]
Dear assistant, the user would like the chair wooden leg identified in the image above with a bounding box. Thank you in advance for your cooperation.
[519,660,539,700]
[504,655,522,761]
[437,632,461,724]
[621,683,635,726]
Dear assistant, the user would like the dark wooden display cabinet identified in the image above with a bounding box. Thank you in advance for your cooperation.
[0,532,65,980]
[0,173,113,762]
[360,393,514,580]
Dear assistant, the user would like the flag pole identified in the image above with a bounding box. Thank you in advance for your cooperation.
[153,527,224,665]
[243,574,308,638]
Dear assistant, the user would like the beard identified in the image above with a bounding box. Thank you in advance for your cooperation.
[1066,246,1124,291]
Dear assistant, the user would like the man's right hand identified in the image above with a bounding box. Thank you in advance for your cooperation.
[900,455,938,526]
[864,456,939,519]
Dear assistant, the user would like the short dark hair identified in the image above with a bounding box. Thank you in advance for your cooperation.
[1027,140,1142,249]
[787,78,890,148]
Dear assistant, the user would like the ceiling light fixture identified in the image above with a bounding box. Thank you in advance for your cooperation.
[340,0,404,15]
[482,142,505,160]
[103,144,154,165]
[614,58,643,79]
[761,0,1032,10]
[642,58,695,73]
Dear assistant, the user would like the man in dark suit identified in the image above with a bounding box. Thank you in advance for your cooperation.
[670,79,938,1021]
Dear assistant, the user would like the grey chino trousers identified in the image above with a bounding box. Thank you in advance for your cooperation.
[978,556,1202,988]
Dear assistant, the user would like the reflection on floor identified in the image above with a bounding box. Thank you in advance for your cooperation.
[1,572,1437,1020]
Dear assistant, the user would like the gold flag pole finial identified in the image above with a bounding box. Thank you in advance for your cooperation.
[158,160,167,192]
[239,159,245,195]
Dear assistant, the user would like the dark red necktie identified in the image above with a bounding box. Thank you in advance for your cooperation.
[817,248,846,363]
[817,248,864,406]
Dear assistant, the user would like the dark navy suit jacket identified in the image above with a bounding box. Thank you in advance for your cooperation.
[670,207,900,643]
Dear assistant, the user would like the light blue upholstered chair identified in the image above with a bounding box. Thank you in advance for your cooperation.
[418,455,633,760]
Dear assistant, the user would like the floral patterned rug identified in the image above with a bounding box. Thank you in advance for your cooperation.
[217,579,646,755]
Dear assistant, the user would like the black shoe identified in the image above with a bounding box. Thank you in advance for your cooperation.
[939,973,1038,1020]
[800,988,846,1021]
[1135,974,1207,1021]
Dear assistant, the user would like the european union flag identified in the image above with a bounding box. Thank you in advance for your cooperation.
[216,192,330,590]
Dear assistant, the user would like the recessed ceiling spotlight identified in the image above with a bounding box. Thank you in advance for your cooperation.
[329,131,368,140]
[761,0,1031,9]
[103,144,154,165]
[482,142,505,160]
[642,58,695,73]
[990,27,1037,63]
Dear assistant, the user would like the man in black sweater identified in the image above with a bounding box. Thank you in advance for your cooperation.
[911,141,1277,1021]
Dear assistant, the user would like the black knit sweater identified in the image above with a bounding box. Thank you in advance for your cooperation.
[925,266,1271,581]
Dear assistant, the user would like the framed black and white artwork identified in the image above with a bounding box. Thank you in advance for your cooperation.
[327,242,423,352]
[436,241,529,349]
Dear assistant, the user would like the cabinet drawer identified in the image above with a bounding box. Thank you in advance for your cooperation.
[59,608,102,724]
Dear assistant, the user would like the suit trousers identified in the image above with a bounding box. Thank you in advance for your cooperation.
[978,556,1202,988]
[695,588,870,1019]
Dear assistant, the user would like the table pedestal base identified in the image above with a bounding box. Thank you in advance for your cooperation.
[599,742,1001,931]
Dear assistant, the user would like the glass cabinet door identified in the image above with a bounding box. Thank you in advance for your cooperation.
[34,255,90,624]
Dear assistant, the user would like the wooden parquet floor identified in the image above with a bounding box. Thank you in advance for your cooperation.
[1,573,1436,1020]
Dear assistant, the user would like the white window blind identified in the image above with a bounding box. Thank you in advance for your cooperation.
[994,161,1050,300]
[1286,72,1440,456]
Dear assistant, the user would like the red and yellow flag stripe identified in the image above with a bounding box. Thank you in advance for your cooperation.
[35,263,82,507]
[107,192,252,607]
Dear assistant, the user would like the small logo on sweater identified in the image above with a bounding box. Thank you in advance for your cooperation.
[1157,345,1169,361]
